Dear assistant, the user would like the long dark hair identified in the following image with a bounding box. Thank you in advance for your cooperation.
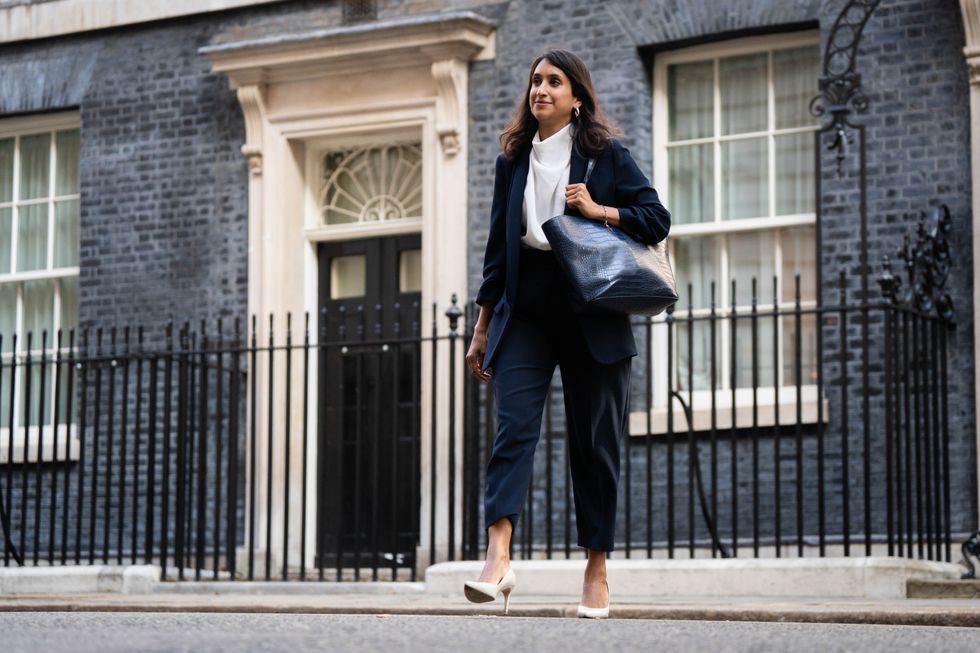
[499,48,624,162]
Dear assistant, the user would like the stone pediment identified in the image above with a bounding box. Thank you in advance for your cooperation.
[200,11,496,85]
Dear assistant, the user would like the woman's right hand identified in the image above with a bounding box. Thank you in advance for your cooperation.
[466,327,491,383]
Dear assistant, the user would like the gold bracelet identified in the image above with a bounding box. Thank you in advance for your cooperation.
[602,204,609,228]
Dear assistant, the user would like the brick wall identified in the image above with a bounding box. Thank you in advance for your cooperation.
[0,0,974,566]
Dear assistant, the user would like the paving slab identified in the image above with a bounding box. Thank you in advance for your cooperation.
[1,592,979,628]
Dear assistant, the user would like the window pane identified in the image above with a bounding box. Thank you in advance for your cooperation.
[398,248,421,293]
[720,53,767,135]
[19,133,51,201]
[734,317,775,388]
[668,61,713,141]
[780,226,816,303]
[58,276,79,337]
[54,277,78,425]
[774,45,820,130]
[0,207,10,273]
[0,357,10,434]
[668,144,714,224]
[0,138,13,202]
[782,314,817,387]
[54,199,79,268]
[0,282,12,433]
[54,356,71,426]
[20,355,54,427]
[728,231,775,306]
[673,236,720,310]
[21,278,54,352]
[0,282,15,432]
[677,321,721,392]
[722,137,768,220]
[0,282,16,342]
[16,203,48,272]
[775,132,815,216]
[330,254,366,299]
[55,130,80,196]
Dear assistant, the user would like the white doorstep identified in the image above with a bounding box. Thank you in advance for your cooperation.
[424,557,964,600]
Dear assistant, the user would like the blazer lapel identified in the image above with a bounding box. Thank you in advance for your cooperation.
[506,145,530,242]
[503,141,589,302]
[505,145,530,302]
[565,150,588,215]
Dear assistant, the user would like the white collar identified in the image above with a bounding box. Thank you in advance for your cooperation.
[531,121,573,163]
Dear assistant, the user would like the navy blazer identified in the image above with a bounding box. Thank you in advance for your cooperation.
[476,137,671,370]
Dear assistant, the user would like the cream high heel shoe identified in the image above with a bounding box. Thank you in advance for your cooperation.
[576,579,610,619]
[463,567,517,614]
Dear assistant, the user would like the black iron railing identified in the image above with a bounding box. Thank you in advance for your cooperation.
[0,264,958,580]
[458,274,955,564]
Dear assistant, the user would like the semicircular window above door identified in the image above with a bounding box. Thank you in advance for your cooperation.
[319,143,422,225]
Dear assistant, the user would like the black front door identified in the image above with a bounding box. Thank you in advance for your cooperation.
[315,234,422,574]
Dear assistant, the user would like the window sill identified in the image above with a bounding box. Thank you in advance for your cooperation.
[0,425,81,464]
[629,386,829,436]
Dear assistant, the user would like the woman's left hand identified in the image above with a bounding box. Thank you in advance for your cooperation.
[565,183,602,220]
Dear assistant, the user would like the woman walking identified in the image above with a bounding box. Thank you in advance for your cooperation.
[463,49,671,618]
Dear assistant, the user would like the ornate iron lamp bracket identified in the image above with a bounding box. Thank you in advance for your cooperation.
[809,0,882,177]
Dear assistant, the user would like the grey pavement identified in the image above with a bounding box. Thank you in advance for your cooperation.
[1,612,980,653]
[1,591,980,628]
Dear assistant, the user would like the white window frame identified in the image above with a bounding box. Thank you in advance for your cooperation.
[637,31,828,436]
[0,110,81,463]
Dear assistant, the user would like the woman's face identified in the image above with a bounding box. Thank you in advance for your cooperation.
[528,58,581,128]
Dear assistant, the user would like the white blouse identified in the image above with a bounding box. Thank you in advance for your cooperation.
[521,121,573,251]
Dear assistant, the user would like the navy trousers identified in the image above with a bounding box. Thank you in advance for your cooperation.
[483,245,631,552]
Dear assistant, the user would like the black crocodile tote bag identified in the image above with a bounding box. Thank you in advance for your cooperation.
[542,159,678,316]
